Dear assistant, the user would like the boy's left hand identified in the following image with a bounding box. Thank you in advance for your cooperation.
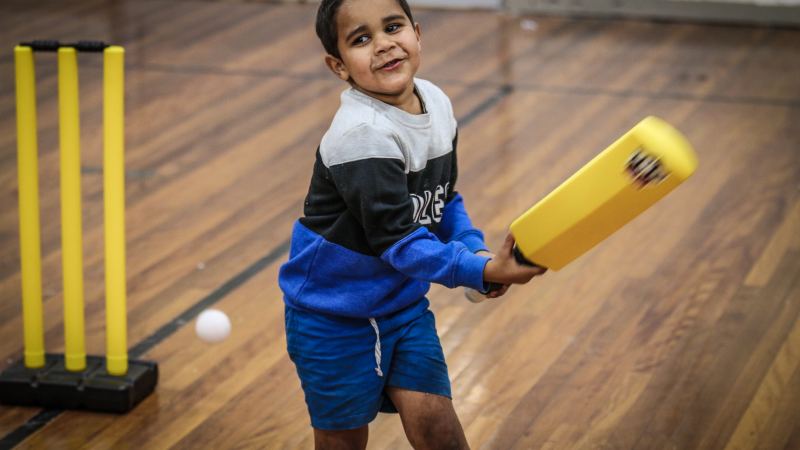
[475,250,510,299]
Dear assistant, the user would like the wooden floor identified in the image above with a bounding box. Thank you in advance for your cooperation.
[1,1,799,448]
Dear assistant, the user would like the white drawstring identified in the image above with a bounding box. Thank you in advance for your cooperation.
[369,318,383,377]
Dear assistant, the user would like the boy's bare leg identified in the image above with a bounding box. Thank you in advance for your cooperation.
[314,426,368,450]
[386,387,470,450]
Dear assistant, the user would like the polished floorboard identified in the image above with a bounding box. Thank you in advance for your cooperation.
[0,1,799,448]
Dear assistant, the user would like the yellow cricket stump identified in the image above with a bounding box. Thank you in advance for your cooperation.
[103,46,128,376]
[15,46,45,370]
[58,47,87,372]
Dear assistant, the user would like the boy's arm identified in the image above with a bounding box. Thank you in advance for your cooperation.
[328,144,489,291]
[436,194,487,252]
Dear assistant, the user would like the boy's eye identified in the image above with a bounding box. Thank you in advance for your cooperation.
[386,23,401,33]
[352,35,369,45]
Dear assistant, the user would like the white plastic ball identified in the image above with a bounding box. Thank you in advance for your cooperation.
[195,309,231,343]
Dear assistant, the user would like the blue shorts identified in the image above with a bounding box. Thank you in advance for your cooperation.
[284,298,451,430]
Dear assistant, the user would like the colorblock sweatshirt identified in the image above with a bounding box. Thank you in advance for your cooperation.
[278,79,490,318]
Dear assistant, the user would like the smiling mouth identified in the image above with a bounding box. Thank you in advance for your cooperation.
[379,58,403,71]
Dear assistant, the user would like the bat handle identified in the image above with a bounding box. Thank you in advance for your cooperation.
[512,246,539,267]
[484,246,546,293]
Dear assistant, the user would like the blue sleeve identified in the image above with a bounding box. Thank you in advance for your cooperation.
[435,193,488,254]
[381,227,489,291]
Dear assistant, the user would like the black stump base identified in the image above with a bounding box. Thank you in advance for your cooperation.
[0,354,158,413]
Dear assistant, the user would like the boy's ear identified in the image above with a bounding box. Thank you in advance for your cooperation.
[414,23,422,50]
[324,54,350,82]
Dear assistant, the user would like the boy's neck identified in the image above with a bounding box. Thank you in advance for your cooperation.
[353,81,423,115]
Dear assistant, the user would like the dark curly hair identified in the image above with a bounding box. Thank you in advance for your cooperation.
[316,0,415,59]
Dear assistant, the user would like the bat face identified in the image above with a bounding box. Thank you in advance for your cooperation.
[509,116,698,270]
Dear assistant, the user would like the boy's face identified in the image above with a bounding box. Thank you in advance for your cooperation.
[327,0,421,104]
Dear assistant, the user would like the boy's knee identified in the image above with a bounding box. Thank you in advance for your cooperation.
[405,409,469,450]
[409,425,467,450]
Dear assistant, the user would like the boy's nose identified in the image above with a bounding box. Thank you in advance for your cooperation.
[373,33,395,53]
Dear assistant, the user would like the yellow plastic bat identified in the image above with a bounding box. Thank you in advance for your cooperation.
[509,115,698,271]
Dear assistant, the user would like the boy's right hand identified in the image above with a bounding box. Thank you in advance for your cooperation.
[483,233,547,285]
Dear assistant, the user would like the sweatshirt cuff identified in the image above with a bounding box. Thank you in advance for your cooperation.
[454,250,490,291]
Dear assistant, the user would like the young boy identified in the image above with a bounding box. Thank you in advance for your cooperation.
[278,0,544,448]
